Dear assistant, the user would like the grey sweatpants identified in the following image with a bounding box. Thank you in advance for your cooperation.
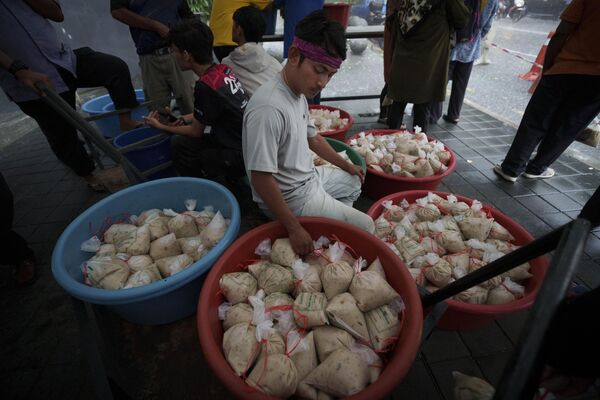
[298,166,375,234]
[139,53,195,115]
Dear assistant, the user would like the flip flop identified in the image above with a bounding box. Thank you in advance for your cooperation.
[85,175,109,193]
[87,181,108,193]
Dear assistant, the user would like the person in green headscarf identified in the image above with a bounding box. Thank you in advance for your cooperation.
[386,0,469,132]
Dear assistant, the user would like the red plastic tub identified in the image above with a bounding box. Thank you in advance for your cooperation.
[309,104,354,141]
[347,129,457,200]
[197,217,423,400]
[323,3,352,29]
[367,191,549,331]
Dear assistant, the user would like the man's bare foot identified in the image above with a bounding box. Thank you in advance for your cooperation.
[84,174,108,192]
[119,117,143,132]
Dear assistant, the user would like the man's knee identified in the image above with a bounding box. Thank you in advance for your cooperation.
[347,175,363,203]
[355,212,375,234]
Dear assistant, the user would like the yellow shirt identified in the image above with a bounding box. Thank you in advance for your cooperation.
[209,0,271,47]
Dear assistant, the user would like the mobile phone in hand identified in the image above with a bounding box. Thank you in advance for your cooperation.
[158,110,180,123]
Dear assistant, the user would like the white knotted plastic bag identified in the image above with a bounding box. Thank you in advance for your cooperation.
[292,259,322,294]
[81,236,102,252]
[254,238,271,259]
[200,211,228,248]
[219,272,257,304]
[349,257,400,312]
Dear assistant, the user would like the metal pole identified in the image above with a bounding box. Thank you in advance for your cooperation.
[71,298,114,400]
[321,94,381,102]
[493,218,591,400]
[115,134,168,154]
[421,224,567,308]
[81,131,105,170]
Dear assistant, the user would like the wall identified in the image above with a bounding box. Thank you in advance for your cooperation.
[54,0,141,79]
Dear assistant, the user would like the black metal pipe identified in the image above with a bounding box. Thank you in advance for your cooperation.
[493,218,591,400]
[115,134,169,154]
[421,224,568,308]
[140,161,173,178]
[321,94,381,102]
[262,28,384,43]
[71,298,114,400]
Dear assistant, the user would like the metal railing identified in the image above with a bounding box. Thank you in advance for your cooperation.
[263,27,385,103]
[418,218,593,400]
[493,218,591,400]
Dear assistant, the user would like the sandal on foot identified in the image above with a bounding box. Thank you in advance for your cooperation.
[523,168,555,179]
[442,114,459,124]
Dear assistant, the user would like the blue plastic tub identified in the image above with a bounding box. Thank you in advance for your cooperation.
[113,126,177,180]
[81,88,147,138]
[51,177,241,325]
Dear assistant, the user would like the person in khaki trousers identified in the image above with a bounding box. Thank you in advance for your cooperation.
[111,0,195,114]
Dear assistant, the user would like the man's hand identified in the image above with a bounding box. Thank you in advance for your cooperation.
[154,21,170,38]
[288,224,314,255]
[143,110,166,129]
[344,163,365,183]
[14,69,53,96]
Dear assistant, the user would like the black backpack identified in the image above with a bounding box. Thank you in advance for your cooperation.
[456,0,481,42]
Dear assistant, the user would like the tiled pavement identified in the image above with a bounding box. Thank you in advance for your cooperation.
[1,103,600,399]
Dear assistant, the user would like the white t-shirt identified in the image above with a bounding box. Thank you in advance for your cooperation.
[242,73,319,215]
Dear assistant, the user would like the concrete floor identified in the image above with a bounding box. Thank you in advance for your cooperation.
[1,102,600,399]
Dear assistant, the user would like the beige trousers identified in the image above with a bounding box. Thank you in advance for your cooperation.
[139,53,195,114]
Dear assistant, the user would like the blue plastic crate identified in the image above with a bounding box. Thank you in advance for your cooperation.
[113,127,177,180]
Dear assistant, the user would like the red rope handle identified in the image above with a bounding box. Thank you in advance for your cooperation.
[536,388,551,400]
[381,210,395,225]
[374,336,399,353]
[242,325,262,379]
[265,304,293,314]
[284,327,307,357]
[292,308,309,329]
[313,248,333,264]
[236,258,264,271]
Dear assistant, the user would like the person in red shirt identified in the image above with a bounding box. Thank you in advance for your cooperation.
[494,0,600,182]
[144,18,248,180]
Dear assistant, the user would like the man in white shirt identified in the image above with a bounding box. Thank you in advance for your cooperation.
[242,11,374,255]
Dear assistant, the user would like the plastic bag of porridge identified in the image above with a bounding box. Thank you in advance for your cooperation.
[349,258,399,312]
[325,292,370,343]
[149,233,181,260]
[167,213,199,239]
[200,211,228,248]
[155,253,193,277]
[219,272,257,304]
[303,348,369,397]
[293,292,329,329]
[271,238,298,268]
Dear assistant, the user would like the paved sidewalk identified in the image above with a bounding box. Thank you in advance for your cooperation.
[1,103,599,399]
